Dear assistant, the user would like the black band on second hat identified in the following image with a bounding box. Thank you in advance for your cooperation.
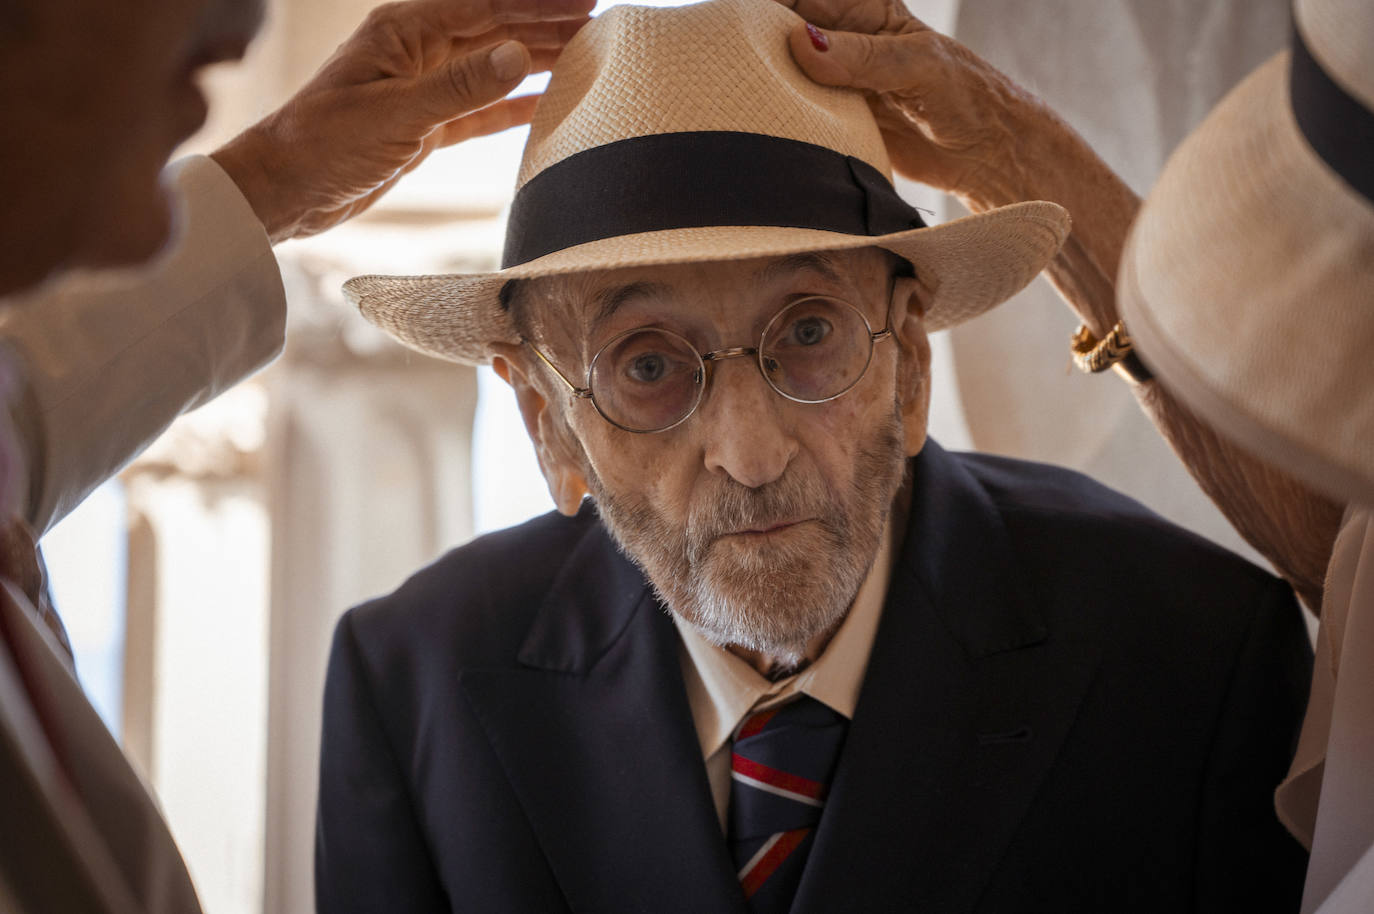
[501,132,927,269]
[1290,23,1374,205]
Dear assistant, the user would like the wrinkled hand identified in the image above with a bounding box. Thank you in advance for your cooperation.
[212,0,593,243]
[778,2,1346,612]
[773,0,1043,205]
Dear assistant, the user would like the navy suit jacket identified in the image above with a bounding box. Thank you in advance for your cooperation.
[316,442,1311,912]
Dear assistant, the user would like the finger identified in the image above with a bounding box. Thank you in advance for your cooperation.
[436,94,542,145]
[409,0,596,37]
[452,17,588,53]
[527,47,563,73]
[485,0,597,25]
[772,0,925,36]
[413,39,532,124]
[787,22,932,93]
[508,16,588,46]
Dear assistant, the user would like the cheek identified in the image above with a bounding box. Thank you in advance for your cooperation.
[75,152,177,268]
[802,401,867,490]
[71,26,204,264]
[799,364,900,480]
[576,418,697,520]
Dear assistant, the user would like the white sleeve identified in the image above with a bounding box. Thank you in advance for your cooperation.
[0,155,287,534]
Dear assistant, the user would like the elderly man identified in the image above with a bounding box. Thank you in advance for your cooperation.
[317,1,1312,911]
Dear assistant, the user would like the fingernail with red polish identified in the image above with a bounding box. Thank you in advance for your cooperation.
[806,23,829,52]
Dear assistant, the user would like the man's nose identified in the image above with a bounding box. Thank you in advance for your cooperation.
[699,358,798,489]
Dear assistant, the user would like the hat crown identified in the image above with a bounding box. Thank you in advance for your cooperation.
[518,0,893,188]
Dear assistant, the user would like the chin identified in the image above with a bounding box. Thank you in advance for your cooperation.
[77,191,176,271]
[682,534,865,659]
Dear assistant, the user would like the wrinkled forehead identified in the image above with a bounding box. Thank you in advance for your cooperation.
[518,247,899,352]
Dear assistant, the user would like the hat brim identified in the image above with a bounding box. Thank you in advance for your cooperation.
[1120,51,1374,504]
[346,199,1069,366]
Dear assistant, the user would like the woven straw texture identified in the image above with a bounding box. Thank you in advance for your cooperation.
[1119,0,1374,503]
[518,0,890,186]
[347,0,1071,366]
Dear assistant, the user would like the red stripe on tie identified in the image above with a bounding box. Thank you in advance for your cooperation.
[740,829,809,898]
[731,754,826,801]
[737,707,780,740]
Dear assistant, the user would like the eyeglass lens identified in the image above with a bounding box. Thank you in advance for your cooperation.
[587,297,875,432]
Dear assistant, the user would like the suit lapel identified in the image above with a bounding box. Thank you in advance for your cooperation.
[459,516,746,913]
[794,444,1102,913]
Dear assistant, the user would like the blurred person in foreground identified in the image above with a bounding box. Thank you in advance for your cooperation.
[0,0,591,909]
[317,1,1313,910]
[1114,1,1373,909]
[793,0,1370,909]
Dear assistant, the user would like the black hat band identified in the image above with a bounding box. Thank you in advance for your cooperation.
[1290,22,1374,205]
[501,131,928,269]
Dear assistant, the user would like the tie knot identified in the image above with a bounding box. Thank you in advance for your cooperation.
[735,697,846,744]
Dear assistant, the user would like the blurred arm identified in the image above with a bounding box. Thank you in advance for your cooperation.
[0,155,285,535]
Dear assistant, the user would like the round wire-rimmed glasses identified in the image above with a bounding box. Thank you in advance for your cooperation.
[523,295,894,434]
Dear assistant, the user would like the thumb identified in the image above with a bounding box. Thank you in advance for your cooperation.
[415,40,532,124]
[787,22,921,94]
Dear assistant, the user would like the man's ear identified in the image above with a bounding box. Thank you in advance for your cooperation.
[889,276,934,457]
[490,343,590,516]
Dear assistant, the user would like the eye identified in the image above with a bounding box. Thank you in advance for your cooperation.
[627,351,669,383]
[789,315,833,346]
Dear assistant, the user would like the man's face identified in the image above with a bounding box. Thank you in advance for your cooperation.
[0,0,262,288]
[510,248,932,667]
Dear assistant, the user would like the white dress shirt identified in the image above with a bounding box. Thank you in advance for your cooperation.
[0,155,286,535]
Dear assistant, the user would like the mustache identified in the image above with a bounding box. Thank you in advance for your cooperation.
[686,472,836,552]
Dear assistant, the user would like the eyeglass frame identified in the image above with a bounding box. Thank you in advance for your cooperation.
[521,286,898,434]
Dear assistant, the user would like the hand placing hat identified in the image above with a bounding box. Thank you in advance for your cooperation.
[773,0,1141,331]
[774,0,1348,611]
[774,0,1056,209]
[211,0,593,244]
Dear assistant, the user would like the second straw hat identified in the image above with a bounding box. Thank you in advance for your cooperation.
[1119,0,1374,504]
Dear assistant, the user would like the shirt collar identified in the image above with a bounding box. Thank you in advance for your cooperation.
[673,488,906,762]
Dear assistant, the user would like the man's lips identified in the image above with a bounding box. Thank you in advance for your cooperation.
[722,518,813,537]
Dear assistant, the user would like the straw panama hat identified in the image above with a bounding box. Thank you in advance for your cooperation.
[1119,0,1374,505]
[345,0,1070,366]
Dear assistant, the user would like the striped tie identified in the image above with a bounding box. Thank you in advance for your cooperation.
[728,696,847,913]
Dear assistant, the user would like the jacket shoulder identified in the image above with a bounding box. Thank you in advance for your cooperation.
[338,503,605,671]
[958,451,1272,574]
[952,451,1297,637]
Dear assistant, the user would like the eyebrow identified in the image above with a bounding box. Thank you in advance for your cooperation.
[752,251,844,286]
[581,251,846,339]
[587,280,673,333]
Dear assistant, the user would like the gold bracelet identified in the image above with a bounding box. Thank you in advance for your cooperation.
[1070,320,1154,384]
